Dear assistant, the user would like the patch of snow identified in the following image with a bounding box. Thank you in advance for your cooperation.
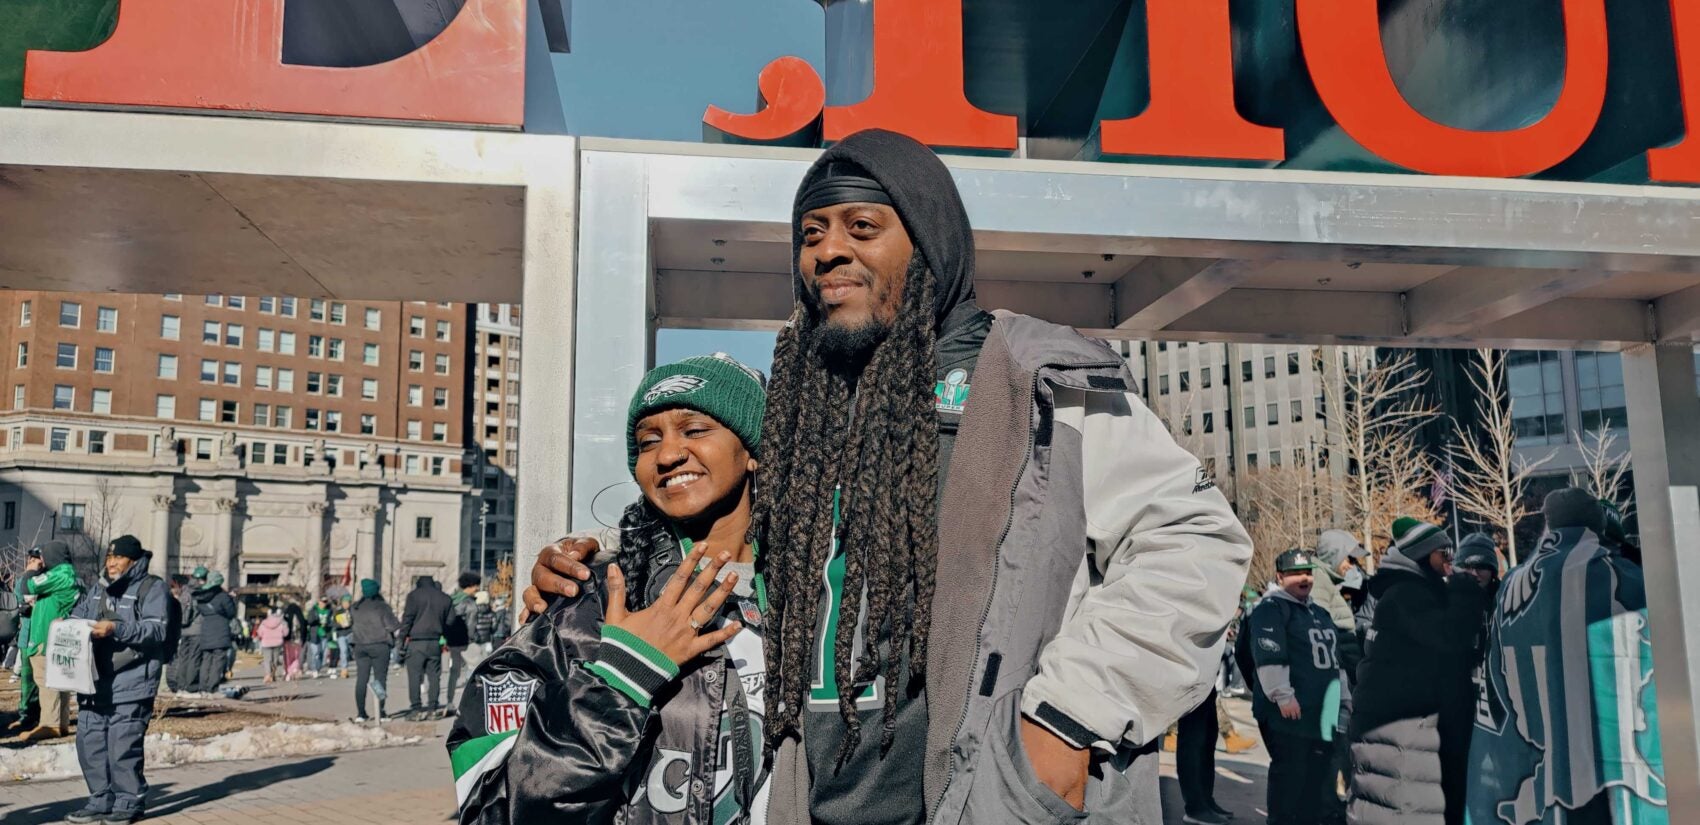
[1,721,418,783]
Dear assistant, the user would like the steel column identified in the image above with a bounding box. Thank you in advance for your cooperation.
[1622,343,1700,814]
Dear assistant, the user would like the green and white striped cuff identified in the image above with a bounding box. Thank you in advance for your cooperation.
[586,625,679,708]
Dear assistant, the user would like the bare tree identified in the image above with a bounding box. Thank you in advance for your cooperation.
[1319,349,1440,556]
[1575,426,1633,519]
[1241,458,1346,586]
[1449,349,1555,564]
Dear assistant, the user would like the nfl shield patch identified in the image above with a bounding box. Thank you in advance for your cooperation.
[480,672,540,735]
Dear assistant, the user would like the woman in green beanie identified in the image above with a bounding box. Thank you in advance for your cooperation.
[448,354,771,824]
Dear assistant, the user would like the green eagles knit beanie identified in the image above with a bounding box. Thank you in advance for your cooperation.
[626,353,767,474]
[1391,516,1451,561]
[360,578,381,600]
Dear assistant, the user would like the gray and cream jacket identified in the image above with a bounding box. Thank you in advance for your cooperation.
[766,311,1254,825]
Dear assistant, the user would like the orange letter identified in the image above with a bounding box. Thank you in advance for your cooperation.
[1651,0,1700,183]
[1297,0,1608,177]
[24,0,523,127]
[704,56,826,142]
[1100,0,1284,161]
[823,0,1016,150]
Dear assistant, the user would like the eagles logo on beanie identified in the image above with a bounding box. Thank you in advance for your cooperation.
[626,354,767,474]
[1391,516,1451,561]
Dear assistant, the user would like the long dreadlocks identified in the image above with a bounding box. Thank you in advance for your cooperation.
[751,251,940,764]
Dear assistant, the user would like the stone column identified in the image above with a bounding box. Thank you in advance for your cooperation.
[304,502,329,599]
[213,497,238,586]
[358,504,381,586]
[150,495,173,571]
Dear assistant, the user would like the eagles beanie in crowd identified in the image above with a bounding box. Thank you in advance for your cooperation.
[1542,487,1605,534]
[1391,516,1451,561]
[1455,532,1499,572]
[626,353,767,474]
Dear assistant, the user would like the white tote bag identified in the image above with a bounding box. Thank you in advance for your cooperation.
[45,618,96,695]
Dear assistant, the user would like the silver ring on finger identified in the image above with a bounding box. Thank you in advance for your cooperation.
[688,617,706,631]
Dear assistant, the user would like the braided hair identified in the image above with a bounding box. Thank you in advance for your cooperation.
[614,498,673,612]
[751,252,940,765]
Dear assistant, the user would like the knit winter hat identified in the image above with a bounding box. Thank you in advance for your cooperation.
[1543,487,1605,534]
[360,578,381,599]
[1455,532,1499,572]
[107,535,145,560]
[1391,516,1451,561]
[37,539,72,569]
[626,354,767,474]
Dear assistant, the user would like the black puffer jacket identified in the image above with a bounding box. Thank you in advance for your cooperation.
[447,533,760,825]
[192,585,238,651]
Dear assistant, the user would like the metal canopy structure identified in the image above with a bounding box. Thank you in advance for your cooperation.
[3,111,1698,814]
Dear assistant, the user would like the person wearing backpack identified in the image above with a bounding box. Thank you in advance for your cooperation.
[443,572,480,709]
[64,536,170,824]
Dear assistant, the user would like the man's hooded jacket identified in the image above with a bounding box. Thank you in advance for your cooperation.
[23,541,82,657]
[191,576,238,652]
[771,131,1253,825]
[69,551,170,705]
[401,576,453,643]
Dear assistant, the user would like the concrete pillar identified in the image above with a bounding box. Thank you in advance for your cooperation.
[303,501,329,599]
[359,503,381,585]
[150,494,173,571]
[213,497,238,586]
[1621,342,1700,814]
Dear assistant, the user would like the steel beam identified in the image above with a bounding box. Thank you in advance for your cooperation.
[1405,267,1618,337]
[1655,284,1700,343]
[1622,344,1700,818]
[1113,258,1257,332]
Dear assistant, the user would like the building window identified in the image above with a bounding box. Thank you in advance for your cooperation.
[94,347,114,373]
[1269,451,1282,468]
[310,299,326,321]
[15,343,25,368]
[202,320,219,344]
[253,403,270,427]
[409,351,424,371]
[223,362,240,386]
[205,295,223,307]
[160,315,180,340]
[305,408,321,430]
[12,385,22,411]
[258,328,274,352]
[227,296,244,310]
[360,413,376,435]
[225,324,243,347]
[277,369,294,393]
[156,395,175,419]
[59,300,81,327]
[56,343,77,369]
[199,398,215,422]
[327,374,343,397]
[405,455,420,474]
[1508,351,1566,446]
[1241,361,1252,382]
[431,456,445,476]
[432,422,447,442]
[363,343,379,366]
[308,335,324,358]
[195,438,212,460]
[406,420,421,440]
[91,389,111,415]
[327,338,343,360]
[259,297,275,314]
[324,411,342,433]
[1178,371,1191,392]
[1181,415,1193,436]
[49,428,69,452]
[1201,367,1212,389]
[250,441,267,464]
[95,306,117,333]
[1158,374,1170,395]
[88,430,107,455]
[433,388,448,408]
[1288,352,1301,376]
[19,301,31,326]
[1291,399,1303,423]
[329,302,346,324]
[1267,403,1278,426]
[415,516,433,539]
[408,385,423,406]
[410,316,425,337]
[1264,355,1276,379]
[256,366,272,390]
[435,320,451,342]
[59,502,85,531]
[1202,412,1214,434]
[53,385,73,410]
[279,331,296,355]
[279,297,297,317]
[200,359,217,383]
[1576,352,1627,432]
[221,400,238,423]
[274,406,291,428]
[364,308,381,330]
[3,501,14,530]
[435,354,450,375]
[362,378,379,401]
[1244,405,1255,428]
[307,372,322,394]
[158,354,178,380]
[162,293,182,301]
[272,443,288,464]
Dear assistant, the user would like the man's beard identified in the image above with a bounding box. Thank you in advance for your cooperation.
[813,314,890,368]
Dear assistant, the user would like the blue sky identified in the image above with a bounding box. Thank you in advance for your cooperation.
[655,328,779,377]
[552,0,823,142]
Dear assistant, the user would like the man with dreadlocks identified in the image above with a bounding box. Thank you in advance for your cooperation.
[527,129,1252,824]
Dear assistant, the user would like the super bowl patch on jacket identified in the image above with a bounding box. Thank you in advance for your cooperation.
[480,672,540,734]
[934,369,970,414]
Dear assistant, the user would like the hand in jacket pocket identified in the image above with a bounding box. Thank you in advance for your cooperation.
[1018,717,1090,811]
